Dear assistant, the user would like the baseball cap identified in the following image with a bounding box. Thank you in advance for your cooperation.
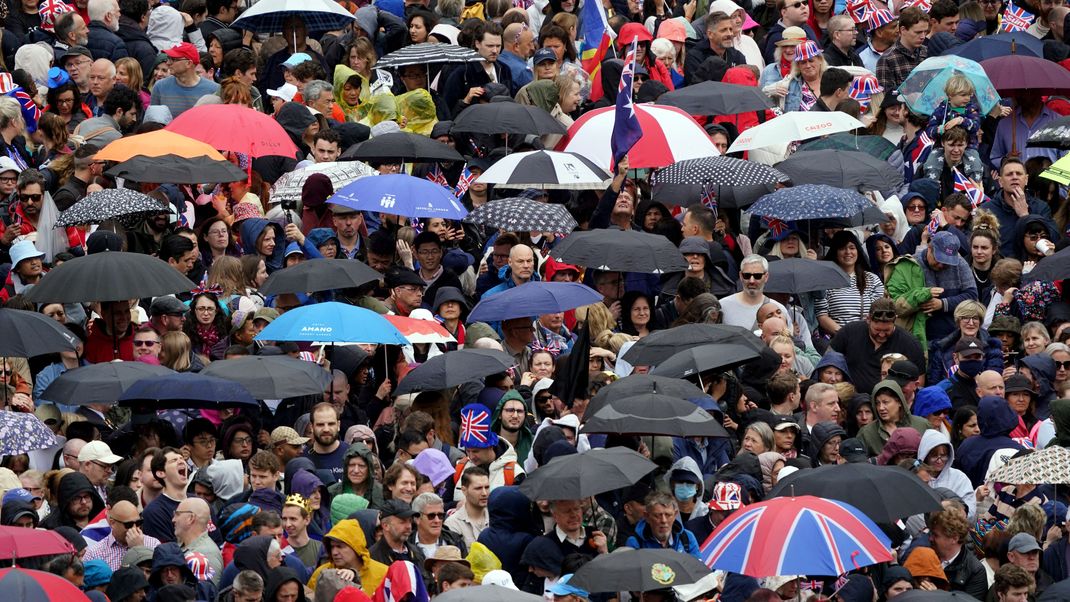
[669,468,702,485]
[839,438,868,463]
[548,574,590,598]
[282,52,312,69]
[78,440,122,464]
[0,155,22,176]
[253,308,279,324]
[2,487,40,504]
[953,336,984,358]
[150,295,189,316]
[270,426,310,446]
[379,499,417,519]
[163,42,199,64]
[887,360,920,385]
[83,560,113,588]
[121,546,155,568]
[61,45,92,64]
[1008,532,1042,554]
[34,402,62,426]
[930,231,961,265]
[770,415,801,432]
[533,48,557,64]
[267,83,298,103]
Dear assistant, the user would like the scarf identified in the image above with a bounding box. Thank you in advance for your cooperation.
[195,323,222,356]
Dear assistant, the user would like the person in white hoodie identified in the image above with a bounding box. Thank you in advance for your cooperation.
[918,429,976,519]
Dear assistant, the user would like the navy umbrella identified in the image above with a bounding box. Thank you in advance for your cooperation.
[468,282,603,322]
[944,32,1042,61]
[748,185,871,222]
[119,372,258,409]
[40,362,175,405]
[0,309,79,357]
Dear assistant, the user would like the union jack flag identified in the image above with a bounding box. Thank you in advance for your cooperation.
[926,213,940,238]
[425,165,450,188]
[903,0,932,11]
[846,0,876,24]
[455,165,475,198]
[460,406,491,445]
[39,0,75,32]
[700,183,718,212]
[762,216,789,238]
[952,167,988,208]
[999,1,1035,32]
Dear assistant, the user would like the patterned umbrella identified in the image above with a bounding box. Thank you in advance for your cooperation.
[376,43,484,69]
[653,156,787,188]
[701,495,894,578]
[898,55,999,115]
[270,161,378,204]
[1027,116,1070,149]
[985,446,1070,485]
[231,0,355,33]
[775,149,903,192]
[463,197,578,234]
[0,410,57,455]
[56,188,169,227]
[384,315,455,344]
[748,185,871,222]
[475,150,611,190]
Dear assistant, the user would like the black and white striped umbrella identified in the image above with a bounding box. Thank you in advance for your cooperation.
[55,188,168,227]
[652,156,787,188]
[375,43,484,69]
[463,197,578,234]
[270,161,377,204]
[475,150,611,190]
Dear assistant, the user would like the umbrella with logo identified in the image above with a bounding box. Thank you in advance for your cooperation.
[985,446,1070,484]
[474,150,611,190]
[270,161,378,205]
[0,568,91,602]
[658,80,775,116]
[341,131,464,162]
[463,197,578,234]
[0,308,79,357]
[232,0,355,33]
[0,410,57,455]
[570,549,712,593]
[649,344,763,379]
[768,463,944,522]
[550,229,688,274]
[581,393,730,438]
[255,302,408,345]
[396,348,516,394]
[727,112,865,153]
[375,42,484,69]
[763,258,852,294]
[56,188,170,227]
[748,185,871,222]
[23,252,194,303]
[452,99,567,136]
[775,149,903,192]
[622,323,764,366]
[119,372,258,409]
[329,173,468,220]
[260,258,382,296]
[468,281,603,322]
[519,447,657,500]
[40,362,175,406]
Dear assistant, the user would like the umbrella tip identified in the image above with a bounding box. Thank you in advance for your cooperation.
[1011,39,1017,54]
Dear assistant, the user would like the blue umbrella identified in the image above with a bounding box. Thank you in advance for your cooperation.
[748,185,870,221]
[119,373,257,408]
[468,282,603,322]
[329,174,469,219]
[944,32,1042,62]
[254,301,408,345]
[0,410,57,455]
[898,55,1000,116]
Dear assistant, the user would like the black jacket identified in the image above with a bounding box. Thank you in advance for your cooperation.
[942,546,989,600]
[116,16,158,88]
[86,21,129,62]
[683,42,746,86]
[822,43,863,68]
[441,61,514,118]
[40,472,104,530]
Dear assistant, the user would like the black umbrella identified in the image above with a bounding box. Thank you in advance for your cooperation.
[550,229,688,274]
[55,189,169,227]
[518,447,657,500]
[649,343,762,379]
[651,181,776,209]
[40,362,175,405]
[570,548,712,592]
[622,324,764,366]
[801,133,897,161]
[435,586,542,602]
[764,258,851,294]
[896,592,991,602]
[0,309,79,357]
[375,42,484,69]
[396,348,515,395]
[118,372,258,409]
[24,252,194,303]
[451,99,567,136]
[463,197,577,235]
[1028,115,1070,149]
[106,154,246,183]
[658,81,775,116]
[201,355,331,399]
[341,131,464,162]
[587,375,705,420]
[581,393,730,437]
[260,259,382,295]
[653,156,787,188]
[1023,245,1070,283]
[775,149,904,192]
[768,463,944,523]
[552,319,589,410]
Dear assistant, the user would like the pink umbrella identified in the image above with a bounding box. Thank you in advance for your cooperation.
[165,104,298,158]
[0,527,76,561]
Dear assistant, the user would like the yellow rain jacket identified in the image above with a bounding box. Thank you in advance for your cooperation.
[308,519,388,596]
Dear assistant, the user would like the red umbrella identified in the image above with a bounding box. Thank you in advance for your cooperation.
[384,314,455,345]
[165,104,298,158]
[0,568,90,602]
[981,55,1070,94]
[0,526,76,561]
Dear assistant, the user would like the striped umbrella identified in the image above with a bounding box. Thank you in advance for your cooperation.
[384,314,456,345]
[232,0,355,33]
[376,43,484,69]
[474,150,611,190]
[701,495,893,578]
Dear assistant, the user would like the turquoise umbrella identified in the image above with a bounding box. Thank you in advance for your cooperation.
[898,55,1000,116]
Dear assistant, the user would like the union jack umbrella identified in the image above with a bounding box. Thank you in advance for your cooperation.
[384,314,456,345]
[701,496,893,578]
[38,0,74,32]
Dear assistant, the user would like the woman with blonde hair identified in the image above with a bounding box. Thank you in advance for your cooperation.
[159,331,193,372]
[208,255,246,299]
[763,40,870,112]
[115,57,150,112]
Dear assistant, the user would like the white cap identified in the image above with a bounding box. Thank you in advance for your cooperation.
[267,83,298,103]
[78,440,122,464]
[0,155,22,175]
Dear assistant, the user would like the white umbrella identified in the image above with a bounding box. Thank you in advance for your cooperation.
[475,150,611,190]
[269,161,378,205]
[727,111,866,153]
[232,0,355,33]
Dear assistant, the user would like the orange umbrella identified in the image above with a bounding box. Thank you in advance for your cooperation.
[95,130,226,162]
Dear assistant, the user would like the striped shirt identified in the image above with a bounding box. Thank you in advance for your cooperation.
[83,532,161,571]
[815,271,885,327]
[149,76,220,118]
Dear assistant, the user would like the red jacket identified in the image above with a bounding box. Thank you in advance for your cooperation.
[616,24,675,91]
[0,201,86,250]
[84,318,134,363]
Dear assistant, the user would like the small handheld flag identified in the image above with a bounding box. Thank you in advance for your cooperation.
[610,38,643,168]
[999,1,1035,32]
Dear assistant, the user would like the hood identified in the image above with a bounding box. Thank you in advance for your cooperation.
[814,350,852,381]
[349,509,380,544]
[617,23,653,47]
[517,80,558,114]
[266,566,307,601]
[285,457,318,494]
[156,585,197,602]
[333,64,366,114]
[343,443,379,484]
[918,429,955,471]
[876,427,921,465]
[865,232,899,266]
[307,228,340,250]
[708,0,744,15]
[107,567,151,602]
[913,386,952,418]
[206,28,242,54]
[1050,398,1070,447]
[978,394,1020,437]
[1012,214,1059,259]
[1020,353,1056,403]
[665,456,706,498]
[277,102,316,140]
[354,6,378,38]
[593,59,624,103]
[56,472,104,523]
[872,380,907,419]
[292,468,326,498]
[150,543,196,586]
[491,389,527,431]
[206,458,246,500]
[239,217,282,257]
[878,196,909,242]
[324,519,387,590]
[722,66,757,86]
[487,486,534,529]
[812,421,847,451]
[234,535,274,579]
[147,5,185,52]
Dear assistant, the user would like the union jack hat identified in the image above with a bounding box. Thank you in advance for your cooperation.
[867,8,896,32]
[708,481,746,512]
[794,40,823,62]
[459,403,498,449]
[849,74,883,111]
[39,0,75,33]
[184,551,216,582]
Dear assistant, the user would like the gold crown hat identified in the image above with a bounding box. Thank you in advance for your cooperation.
[284,493,311,513]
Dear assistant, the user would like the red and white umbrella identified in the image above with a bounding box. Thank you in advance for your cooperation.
[385,314,456,345]
[555,104,719,170]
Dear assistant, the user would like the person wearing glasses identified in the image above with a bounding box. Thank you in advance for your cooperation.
[916,408,977,518]
[719,254,792,332]
[84,500,161,571]
[150,42,220,118]
[761,0,818,63]
[2,169,84,256]
[927,301,1002,386]
[822,15,863,68]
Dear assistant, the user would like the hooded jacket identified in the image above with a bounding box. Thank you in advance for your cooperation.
[671,397,733,475]
[265,567,307,602]
[292,469,331,539]
[40,472,104,530]
[811,422,848,466]
[857,381,930,457]
[624,516,702,559]
[884,254,931,347]
[926,329,1003,385]
[875,427,921,466]
[309,519,389,596]
[233,535,274,579]
[918,429,976,517]
[1021,353,1057,420]
[490,390,535,464]
[1012,214,1060,262]
[813,350,852,383]
[1048,398,1070,448]
[954,395,1026,487]
[327,443,385,509]
[150,541,219,602]
[333,64,366,121]
[664,457,709,522]
[0,499,38,527]
[476,486,537,585]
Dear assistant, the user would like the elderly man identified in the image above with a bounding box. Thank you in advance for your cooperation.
[85,58,115,115]
[385,268,426,317]
[86,0,128,62]
[411,492,467,558]
[624,492,701,558]
[78,440,122,502]
[84,500,161,570]
[523,498,607,571]
[499,23,535,91]
[173,496,222,584]
[720,255,790,331]
[484,244,537,298]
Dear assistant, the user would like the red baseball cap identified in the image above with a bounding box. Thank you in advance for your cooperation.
[163,42,199,64]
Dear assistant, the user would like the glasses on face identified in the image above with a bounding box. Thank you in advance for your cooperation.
[419,512,446,520]
[113,518,144,529]
[502,407,525,414]
[57,97,76,105]
[928,453,949,463]
[906,204,926,212]
[958,316,980,323]
[416,248,442,257]
[92,460,115,471]
[0,176,16,184]
[19,194,42,202]
[233,435,253,446]
[133,339,158,347]
[1056,360,1070,370]
[786,1,805,7]
[396,285,424,293]
[195,306,216,313]
[1026,232,1046,241]
[208,228,229,236]
[192,436,216,447]
[741,272,765,280]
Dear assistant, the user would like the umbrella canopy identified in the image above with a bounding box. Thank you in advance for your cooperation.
[985,446,1070,484]
[376,43,484,69]
[0,527,76,561]
[653,156,787,189]
[232,0,355,32]
[764,258,852,294]
[330,173,468,219]
[943,32,1043,61]
[96,129,225,162]
[0,568,91,602]
[434,585,542,602]
[775,149,903,192]
[341,131,464,162]
[24,252,193,303]
[799,133,897,161]
[1023,245,1070,282]
[270,161,378,204]
[468,282,603,322]
[463,197,578,234]
[0,410,56,454]
[167,104,298,158]
[1028,116,1070,149]
[396,348,516,395]
[384,315,455,344]
[768,463,944,522]
[658,80,775,116]
[982,54,1070,94]
[518,447,657,500]
[581,393,730,437]
[622,323,765,366]
[649,343,762,379]
[701,495,894,577]
[572,549,710,593]
[452,100,567,135]
[550,229,688,274]
[587,375,705,419]
[40,362,175,405]
[255,302,408,345]
[652,181,776,209]
[119,372,258,409]
[896,591,990,602]
[898,55,999,115]
[56,188,169,227]
[475,150,611,190]
[201,355,331,399]
[0,309,79,357]
[106,154,247,184]
[748,185,871,222]
[260,258,382,295]
[1041,151,1070,186]
[727,112,864,153]
[557,103,718,170]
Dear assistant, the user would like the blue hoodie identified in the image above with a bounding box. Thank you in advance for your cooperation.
[1020,353,1056,420]
[238,218,322,273]
[814,350,852,382]
[671,397,732,476]
[477,486,537,586]
[954,395,1025,487]
[624,517,702,559]
[913,386,952,418]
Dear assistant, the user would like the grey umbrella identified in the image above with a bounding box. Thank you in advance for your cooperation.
[452,99,567,136]
[581,393,730,438]
[586,375,705,420]
[24,252,193,303]
[775,149,904,192]
[649,343,762,379]
[0,309,79,357]
[260,259,382,295]
[518,447,657,500]
[201,356,331,399]
[621,323,764,366]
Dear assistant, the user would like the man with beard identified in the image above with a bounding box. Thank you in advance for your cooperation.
[142,447,189,543]
[304,403,349,483]
[40,472,105,530]
[491,391,533,465]
[53,144,100,211]
[1,169,84,254]
[74,86,139,148]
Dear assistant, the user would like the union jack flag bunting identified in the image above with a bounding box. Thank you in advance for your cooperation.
[455,165,476,199]
[846,0,875,24]
[700,183,718,212]
[999,1,1035,32]
[952,167,988,208]
[762,216,789,238]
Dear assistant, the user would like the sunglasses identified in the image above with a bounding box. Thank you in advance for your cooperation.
[133,340,158,347]
[114,518,144,529]
[741,272,766,280]
[19,194,42,202]
[786,1,806,7]
[871,310,897,322]
[419,512,446,520]
[1056,361,1070,370]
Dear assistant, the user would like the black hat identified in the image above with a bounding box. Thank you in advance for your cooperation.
[953,336,984,357]
[380,499,417,519]
[839,438,868,463]
[1005,374,1034,395]
[61,45,92,64]
[770,415,800,432]
[887,360,920,385]
[433,286,469,312]
[384,267,425,289]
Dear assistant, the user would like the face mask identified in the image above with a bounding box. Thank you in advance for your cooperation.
[958,359,984,377]
[674,483,697,501]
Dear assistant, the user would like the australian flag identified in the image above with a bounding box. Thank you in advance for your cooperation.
[1000,1,1035,32]
[952,167,988,208]
[611,38,643,169]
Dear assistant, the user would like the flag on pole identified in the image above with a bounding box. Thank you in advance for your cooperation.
[952,167,988,208]
[455,165,475,198]
[700,183,718,212]
[579,0,614,75]
[611,38,643,169]
[425,165,449,189]
[999,1,1035,32]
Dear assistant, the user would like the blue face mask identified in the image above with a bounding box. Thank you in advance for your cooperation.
[674,483,697,501]
[958,359,984,377]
